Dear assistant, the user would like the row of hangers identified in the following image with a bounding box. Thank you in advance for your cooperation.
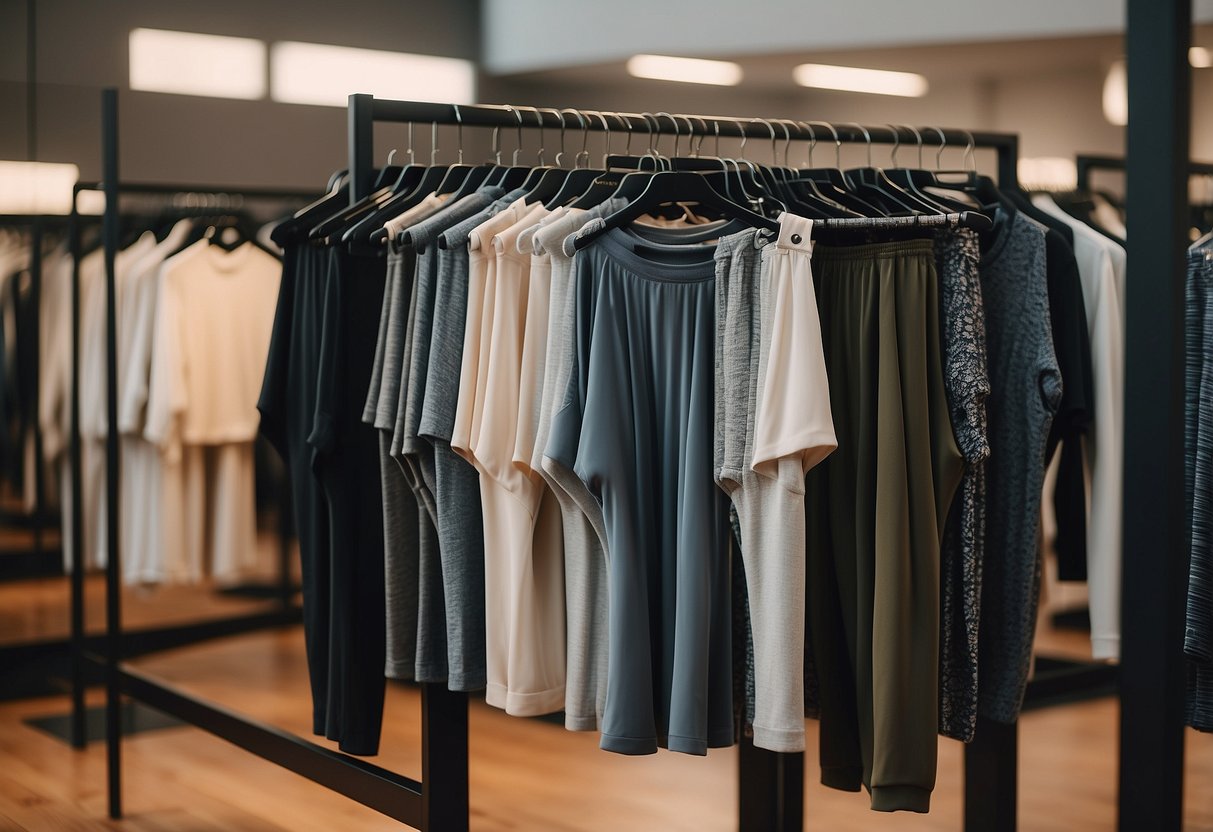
[275,106,1004,251]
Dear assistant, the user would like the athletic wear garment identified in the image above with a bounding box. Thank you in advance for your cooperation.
[418,188,527,692]
[805,239,962,813]
[1186,239,1213,731]
[458,200,567,716]
[1033,194,1125,661]
[145,241,282,449]
[309,247,388,756]
[366,245,423,679]
[1041,229,1094,582]
[380,190,504,683]
[976,207,1062,723]
[258,240,334,736]
[933,228,989,743]
[549,225,734,756]
[533,201,623,731]
[363,193,450,682]
[715,215,836,753]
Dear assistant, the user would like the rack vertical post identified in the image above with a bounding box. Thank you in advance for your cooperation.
[1119,0,1192,829]
[101,86,124,821]
[68,196,87,749]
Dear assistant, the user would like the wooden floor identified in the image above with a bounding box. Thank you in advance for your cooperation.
[1,626,1213,831]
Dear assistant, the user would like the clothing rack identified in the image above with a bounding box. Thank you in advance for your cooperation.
[0,213,73,582]
[349,93,1036,832]
[64,180,312,751]
[1076,152,1213,191]
[82,87,472,831]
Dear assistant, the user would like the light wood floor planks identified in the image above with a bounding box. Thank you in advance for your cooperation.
[1,626,1212,830]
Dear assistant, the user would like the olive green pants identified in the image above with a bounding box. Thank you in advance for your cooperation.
[805,239,964,814]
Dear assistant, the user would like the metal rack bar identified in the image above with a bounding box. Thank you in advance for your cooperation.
[1076,153,1213,191]
[1120,0,1192,829]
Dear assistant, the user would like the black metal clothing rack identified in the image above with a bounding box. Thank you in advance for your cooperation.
[65,183,310,750]
[1077,152,1213,191]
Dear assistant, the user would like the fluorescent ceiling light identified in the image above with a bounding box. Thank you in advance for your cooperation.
[793,63,928,97]
[270,42,475,107]
[1191,46,1213,68]
[0,162,82,215]
[626,54,742,86]
[129,28,266,100]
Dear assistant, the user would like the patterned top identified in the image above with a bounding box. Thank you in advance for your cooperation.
[1185,239,1213,731]
[934,228,990,742]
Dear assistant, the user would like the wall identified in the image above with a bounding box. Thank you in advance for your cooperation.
[0,0,480,188]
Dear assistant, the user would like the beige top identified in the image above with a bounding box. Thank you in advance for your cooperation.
[144,241,282,454]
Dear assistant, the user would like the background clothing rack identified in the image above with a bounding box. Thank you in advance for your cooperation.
[65,182,313,749]
[1076,152,1213,190]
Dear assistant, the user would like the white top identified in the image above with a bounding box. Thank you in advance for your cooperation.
[144,241,281,453]
[1033,194,1125,661]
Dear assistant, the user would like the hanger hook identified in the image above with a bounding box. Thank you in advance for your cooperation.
[732,119,748,157]
[524,106,545,166]
[655,112,679,158]
[504,105,523,166]
[846,122,872,167]
[962,129,976,173]
[713,119,721,157]
[452,104,464,165]
[797,121,816,167]
[684,115,707,157]
[407,121,415,165]
[572,108,591,168]
[554,108,576,166]
[887,124,900,167]
[594,111,613,167]
[932,127,947,170]
[777,119,794,167]
[904,124,924,169]
[430,120,438,166]
[490,124,501,165]
[386,148,397,166]
[753,117,778,165]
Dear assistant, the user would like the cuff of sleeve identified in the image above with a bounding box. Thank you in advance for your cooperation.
[1091,635,1120,661]
[750,723,806,754]
[821,765,863,792]
[870,785,932,814]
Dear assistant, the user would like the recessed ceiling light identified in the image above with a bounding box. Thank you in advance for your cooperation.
[270,42,475,107]
[129,28,266,100]
[1191,46,1213,68]
[0,161,83,215]
[793,63,928,98]
[626,54,743,86]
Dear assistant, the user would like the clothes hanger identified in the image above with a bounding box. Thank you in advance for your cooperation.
[569,111,658,209]
[573,157,779,252]
[309,145,403,242]
[923,128,1003,208]
[770,119,856,219]
[271,172,350,245]
[880,124,965,214]
[483,105,536,191]
[515,106,555,193]
[547,109,609,207]
[433,104,491,199]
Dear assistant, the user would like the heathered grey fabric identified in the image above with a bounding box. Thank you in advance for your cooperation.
[400,187,524,692]
[976,207,1061,723]
[531,199,623,730]
[933,228,990,743]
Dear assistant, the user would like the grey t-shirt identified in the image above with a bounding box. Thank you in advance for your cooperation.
[976,207,1061,723]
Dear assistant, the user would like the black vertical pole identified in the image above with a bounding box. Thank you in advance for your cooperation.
[964,717,1018,831]
[101,87,123,821]
[29,218,44,559]
[420,685,469,832]
[738,735,804,832]
[1120,1,1191,830]
[68,192,86,750]
[348,93,374,206]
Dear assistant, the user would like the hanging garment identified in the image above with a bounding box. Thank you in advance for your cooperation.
[1033,193,1126,661]
[417,187,529,694]
[548,225,736,756]
[1185,237,1213,731]
[258,240,335,741]
[459,198,567,717]
[976,207,1061,723]
[362,192,449,682]
[309,246,389,756]
[933,228,989,744]
[805,238,962,813]
[532,200,624,731]
[715,215,836,753]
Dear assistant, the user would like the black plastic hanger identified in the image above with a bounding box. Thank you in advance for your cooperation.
[573,170,778,251]
[271,174,349,245]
